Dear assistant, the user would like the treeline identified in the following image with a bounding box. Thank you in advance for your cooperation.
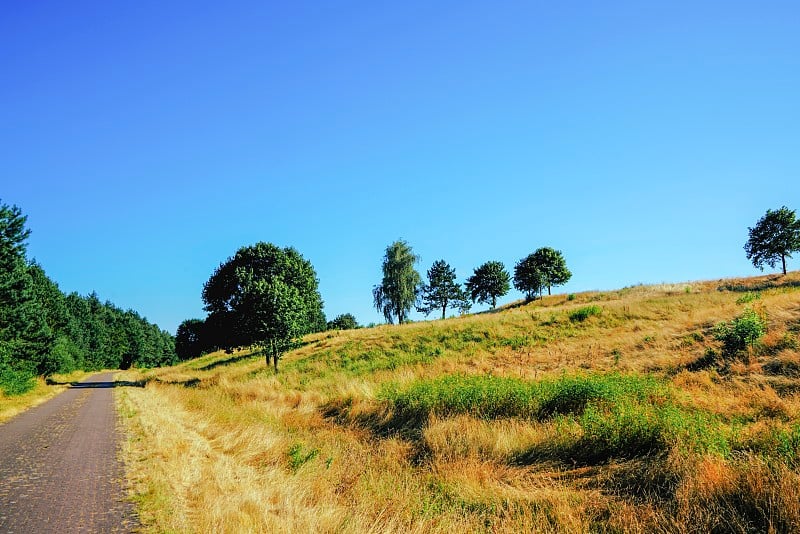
[0,202,176,394]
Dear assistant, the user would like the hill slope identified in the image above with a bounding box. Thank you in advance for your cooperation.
[118,273,800,533]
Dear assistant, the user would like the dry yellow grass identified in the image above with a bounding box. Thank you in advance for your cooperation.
[117,272,800,532]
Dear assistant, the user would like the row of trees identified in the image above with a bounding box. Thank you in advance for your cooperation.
[0,201,176,394]
[373,240,572,324]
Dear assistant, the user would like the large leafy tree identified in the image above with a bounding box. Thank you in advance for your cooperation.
[532,247,571,296]
[466,261,510,309]
[745,206,800,275]
[418,260,470,319]
[513,254,545,301]
[373,240,421,324]
[202,242,324,371]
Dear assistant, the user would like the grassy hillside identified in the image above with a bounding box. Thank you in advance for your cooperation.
[117,272,800,533]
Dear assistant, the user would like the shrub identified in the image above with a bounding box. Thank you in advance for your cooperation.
[569,305,601,322]
[714,308,766,358]
[567,293,576,301]
[736,292,761,305]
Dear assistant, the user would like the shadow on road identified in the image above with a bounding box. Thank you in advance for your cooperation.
[69,380,147,389]
[45,379,147,389]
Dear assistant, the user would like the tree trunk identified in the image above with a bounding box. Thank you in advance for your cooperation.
[491,295,496,309]
[548,284,551,296]
[442,302,446,320]
[783,254,787,275]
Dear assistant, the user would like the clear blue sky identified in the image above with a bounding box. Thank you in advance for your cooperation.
[2,1,798,333]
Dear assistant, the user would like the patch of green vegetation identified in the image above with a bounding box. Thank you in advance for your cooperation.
[736,292,761,305]
[287,442,319,472]
[569,305,602,322]
[382,373,667,422]
[384,373,732,463]
[714,308,766,358]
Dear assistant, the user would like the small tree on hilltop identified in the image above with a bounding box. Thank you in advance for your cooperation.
[466,261,510,309]
[514,254,545,301]
[327,313,359,330]
[532,247,571,296]
[373,240,421,324]
[418,260,471,319]
[745,206,800,275]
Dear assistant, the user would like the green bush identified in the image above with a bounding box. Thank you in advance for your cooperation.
[0,343,36,396]
[569,305,602,322]
[714,308,766,357]
[567,293,576,301]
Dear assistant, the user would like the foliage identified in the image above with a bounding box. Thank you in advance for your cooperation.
[203,242,323,371]
[465,261,510,309]
[327,313,359,331]
[372,240,421,324]
[514,247,571,300]
[569,305,601,322]
[744,206,800,275]
[418,260,470,319]
[714,307,766,357]
[736,291,761,304]
[175,319,208,360]
[532,247,572,295]
[513,254,545,301]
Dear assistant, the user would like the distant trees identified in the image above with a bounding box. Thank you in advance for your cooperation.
[514,247,571,301]
[327,313,359,330]
[745,206,800,275]
[418,260,470,319]
[466,261,510,309]
[373,240,421,324]
[0,200,176,394]
[202,242,324,371]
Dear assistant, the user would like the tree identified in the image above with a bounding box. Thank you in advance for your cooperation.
[466,261,510,309]
[327,313,359,330]
[372,240,421,324]
[533,247,571,296]
[0,201,53,383]
[513,254,545,301]
[175,318,207,360]
[418,260,470,319]
[202,242,323,371]
[745,206,800,275]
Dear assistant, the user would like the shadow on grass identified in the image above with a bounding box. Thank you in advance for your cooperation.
[196,352,259,371]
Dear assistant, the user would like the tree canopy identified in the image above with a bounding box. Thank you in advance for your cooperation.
[373,240,421,324]
[202,242,324,371]
[745,206,800,275]
[513,254,545,301]
[418,260,470,319]
[466,261,510,309]
[327,313,359,330]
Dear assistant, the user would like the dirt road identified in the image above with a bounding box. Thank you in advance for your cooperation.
[0,372,138,533]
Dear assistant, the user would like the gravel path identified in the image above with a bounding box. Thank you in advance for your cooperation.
[0,372,138,533]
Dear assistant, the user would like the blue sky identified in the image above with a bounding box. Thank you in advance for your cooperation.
[2,1,798,333]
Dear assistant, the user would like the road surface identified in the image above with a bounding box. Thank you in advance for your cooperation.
[0,372,138,533]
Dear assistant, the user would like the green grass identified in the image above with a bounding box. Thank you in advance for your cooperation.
[382,372,733,462]
[382,373,667,422]
[569,305,602,322]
